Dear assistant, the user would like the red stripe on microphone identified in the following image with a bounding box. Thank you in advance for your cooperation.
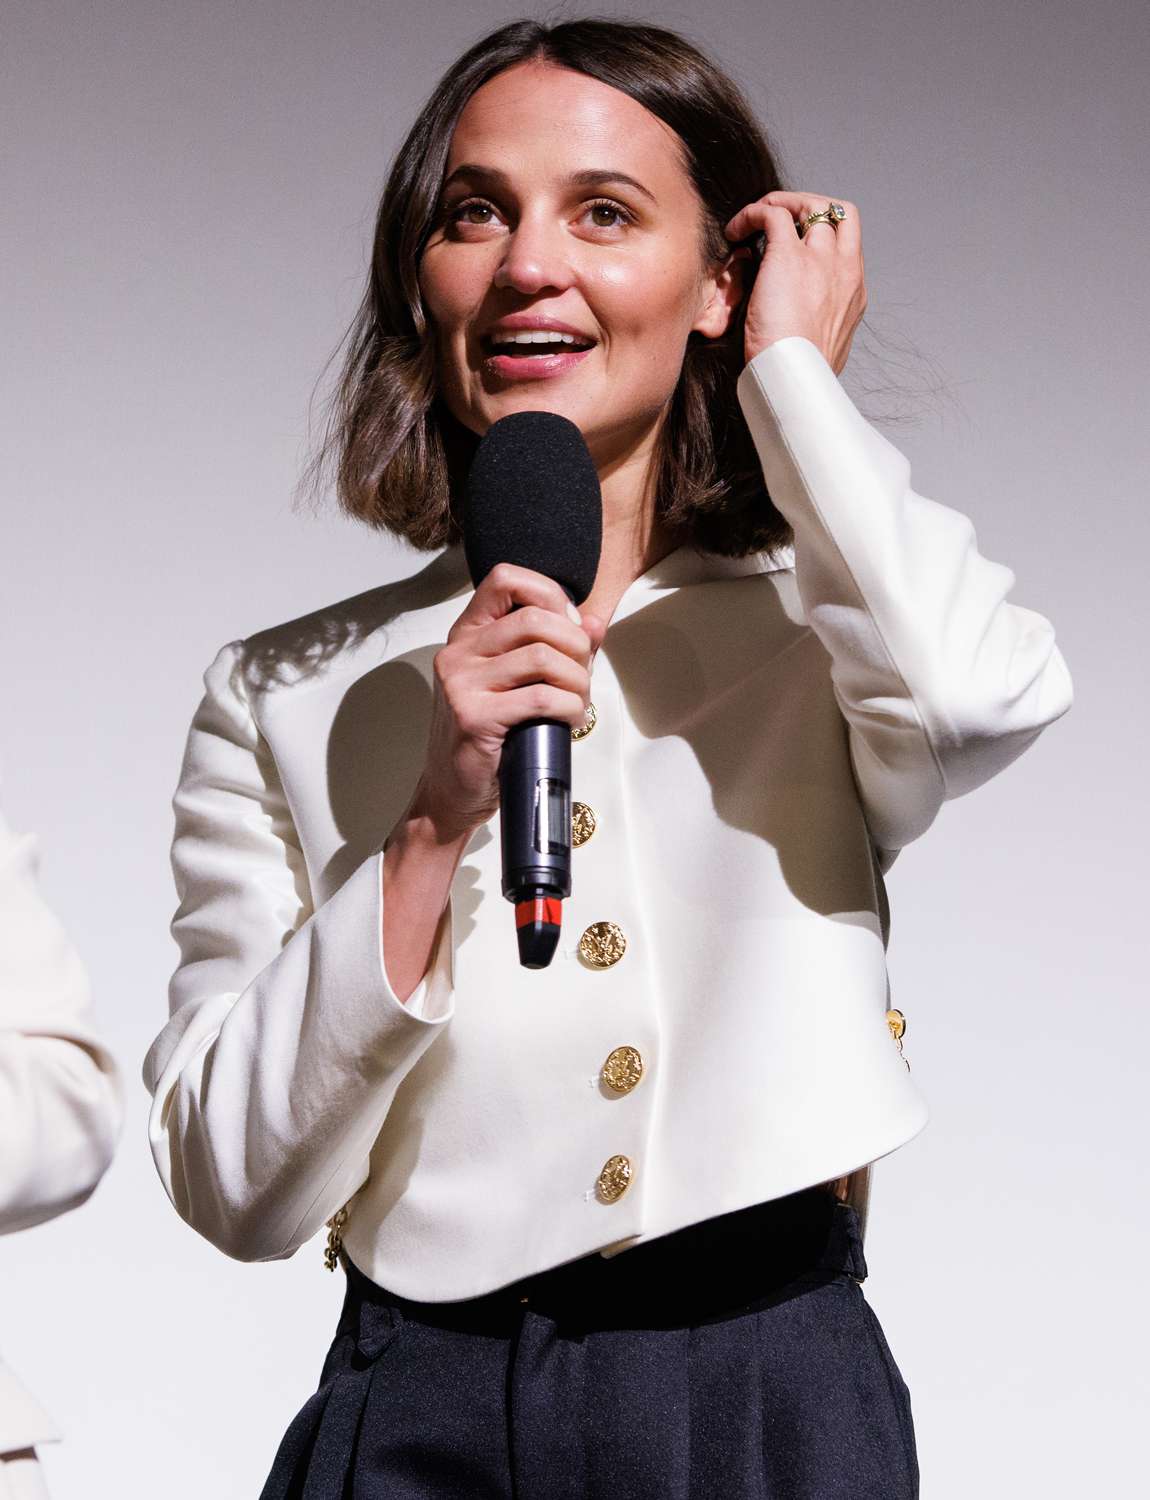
[515,896,562,929]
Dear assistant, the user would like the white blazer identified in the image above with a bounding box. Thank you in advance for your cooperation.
[143,336,1073,1302]
[0,802,123,1456]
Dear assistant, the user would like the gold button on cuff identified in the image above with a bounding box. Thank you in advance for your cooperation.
[571,701,597,740]
[601,1045,644,1094]
[571,801,597,847]
[578,920,627,968]
[596,1154,633,1203]
[886,1008,910,1071]
[885,1008,906,1041]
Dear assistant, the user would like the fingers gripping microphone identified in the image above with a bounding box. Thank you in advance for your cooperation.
[463,412,602,969]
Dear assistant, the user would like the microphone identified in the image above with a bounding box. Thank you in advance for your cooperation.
[463,411,603,969]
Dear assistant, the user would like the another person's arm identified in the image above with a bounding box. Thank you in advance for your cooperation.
[0,804,122,1235]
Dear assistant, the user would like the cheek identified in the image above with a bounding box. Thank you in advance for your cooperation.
[591,258,702,362]
[419,252,478,336]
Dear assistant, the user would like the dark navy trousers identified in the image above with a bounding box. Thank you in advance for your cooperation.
[260,1186,919,1498]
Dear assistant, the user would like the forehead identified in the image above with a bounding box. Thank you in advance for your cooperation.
[446,60,690,190]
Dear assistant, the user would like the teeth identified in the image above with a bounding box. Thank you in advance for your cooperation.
[490,330,590,348]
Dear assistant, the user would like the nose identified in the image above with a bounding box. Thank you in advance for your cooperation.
[492,211,575,297]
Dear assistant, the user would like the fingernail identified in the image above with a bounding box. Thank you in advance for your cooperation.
[565,601,581,624]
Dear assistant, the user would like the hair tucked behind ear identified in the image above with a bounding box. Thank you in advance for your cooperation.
[302,16,798,559]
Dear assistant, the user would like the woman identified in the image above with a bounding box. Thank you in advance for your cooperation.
[1,792,123,1499]
[143,18,1073,1498]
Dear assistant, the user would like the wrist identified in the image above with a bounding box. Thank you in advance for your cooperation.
[745,332,804,367]
[389,790,475,855]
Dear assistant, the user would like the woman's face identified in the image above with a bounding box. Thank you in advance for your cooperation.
[418,60,738,468]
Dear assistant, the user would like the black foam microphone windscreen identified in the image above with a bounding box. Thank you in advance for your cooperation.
[462,411,602,605]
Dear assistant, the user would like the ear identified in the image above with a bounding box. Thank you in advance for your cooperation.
[692,248,750,340]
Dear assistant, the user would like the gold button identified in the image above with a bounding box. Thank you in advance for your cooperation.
[571,701,597,740]
[596,1154,633,1203]
[571,801,597,847]
[886,1008,911,1072]
[601,1045,644,1094]
[578,920,627,968]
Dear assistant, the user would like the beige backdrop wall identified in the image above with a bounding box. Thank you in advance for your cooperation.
[2,1,1145,1495]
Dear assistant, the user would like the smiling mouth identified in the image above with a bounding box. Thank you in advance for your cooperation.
[482,331,597,357]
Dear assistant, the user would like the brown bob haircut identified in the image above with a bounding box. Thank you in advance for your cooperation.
[312,16,795,560]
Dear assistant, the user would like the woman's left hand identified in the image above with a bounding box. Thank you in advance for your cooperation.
[724,191,867,375]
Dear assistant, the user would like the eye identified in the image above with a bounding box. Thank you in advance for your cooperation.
[440,195,635,234]
[585,199,633,230]
[447,197,500,227]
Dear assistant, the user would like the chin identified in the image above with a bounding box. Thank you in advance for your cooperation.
[474,391,592,433]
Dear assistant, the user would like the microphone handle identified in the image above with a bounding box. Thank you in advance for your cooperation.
[499,719,572,969]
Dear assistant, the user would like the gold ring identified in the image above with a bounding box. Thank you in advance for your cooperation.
[797,201,847,238]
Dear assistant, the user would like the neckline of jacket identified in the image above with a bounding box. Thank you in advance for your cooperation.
[437,539,796,624]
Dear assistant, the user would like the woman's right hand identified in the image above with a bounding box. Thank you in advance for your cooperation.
[409,563,607,844]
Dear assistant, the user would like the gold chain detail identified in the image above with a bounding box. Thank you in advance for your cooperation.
[323,1206,348,1272]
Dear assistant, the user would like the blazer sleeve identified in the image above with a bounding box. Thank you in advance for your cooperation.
[142,640,455,1262]
[0,807,123,1235]
[736,336,1074,867]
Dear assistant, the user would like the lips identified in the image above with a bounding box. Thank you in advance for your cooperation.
[481,343,596,382]
[481,330,597,355]
[481,312,597,345]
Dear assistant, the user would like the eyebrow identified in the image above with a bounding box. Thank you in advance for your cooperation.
[441,163,658,205]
